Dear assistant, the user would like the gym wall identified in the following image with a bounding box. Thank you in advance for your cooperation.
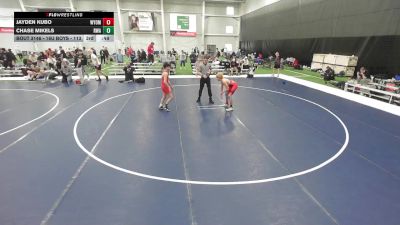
[240,0,400,75]
[0,0,241,54]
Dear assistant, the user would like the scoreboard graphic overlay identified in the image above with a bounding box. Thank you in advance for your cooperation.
[14,12,114,42]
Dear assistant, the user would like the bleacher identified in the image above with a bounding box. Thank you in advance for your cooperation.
[191,62,250,75]
[108,62,176,76]
[344,80,400,105]
[0,66,25,77]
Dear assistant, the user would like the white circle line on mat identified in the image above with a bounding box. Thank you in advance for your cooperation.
[73,84,349,185]
[0,89,60,136]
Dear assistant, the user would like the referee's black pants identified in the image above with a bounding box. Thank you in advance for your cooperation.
[198,77,212,98]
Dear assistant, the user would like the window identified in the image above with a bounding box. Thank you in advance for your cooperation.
[225,26,233,34]
[226,6,234,16]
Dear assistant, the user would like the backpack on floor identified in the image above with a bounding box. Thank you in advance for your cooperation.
[135,77,145,83]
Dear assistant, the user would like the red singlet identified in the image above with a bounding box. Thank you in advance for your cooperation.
[228,80,238,95]
[161,74,171,94]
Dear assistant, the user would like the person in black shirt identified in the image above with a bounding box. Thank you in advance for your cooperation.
[100,47,106,64]
[104,47,110,64]
[4,49,16,69]
[272,51,281,77]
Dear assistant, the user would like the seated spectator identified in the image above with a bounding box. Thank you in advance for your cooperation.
[168,53,176,68]
[323,66,335,84]
[130,51,137,63]
[27,64,41,81]
[230,58,239,75]
[293,58,301,69]
[119,63,135,83]
[212,58,220,65]
[357,67,369,80]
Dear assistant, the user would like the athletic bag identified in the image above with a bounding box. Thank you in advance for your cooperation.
[135,77,145,83]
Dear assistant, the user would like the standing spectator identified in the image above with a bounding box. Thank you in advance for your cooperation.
[104,47,110,63]
[171,48,177,58]
[81,50,89,80]
[160,51,168,63]
[75,53,85,85]
[147,42,155,63]
[272,51,281,77]
[99,47,106,64]
[4,49,16,69]
[90,49,108,81]
[60,59,73,83]
[196,57,214,104]
[179,50,186,67]
[116,49,124,63]
[127,47,133,58]
[16,48,23,60]
[189,51,197,64]
[140,49,147,63]
[46,54,56,70]
[91,47,97,55]
[82,47,88,57]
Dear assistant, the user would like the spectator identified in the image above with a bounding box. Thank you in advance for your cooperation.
[179,50,186,67]
[189,51,197,64]
[168,52,176,68]
[357,67,369,80]
[116,49,124,63]
[46,54,56,70]
[100,47,106,64]
[230,57,239,75]
[140,49,147,63]
[29,52,38,64]
[272,51,281,77]
[242,56,250,70]
[130,51,137,63]
[323,66,335,84]
[119,63,135,83]
[171,48,177,58]
[75,53,85,85]
[104,47,110,63]
[4,49,16,69]
[147,42,155,63]
[60,59,73,83]
[159,51,166,63]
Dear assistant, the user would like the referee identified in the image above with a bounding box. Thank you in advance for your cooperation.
[196,57,214,104]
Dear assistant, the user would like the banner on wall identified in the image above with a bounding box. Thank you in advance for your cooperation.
[129,12,154,31]
[0,17,14,33]
[0,28,14,33]
[169,13,196,37]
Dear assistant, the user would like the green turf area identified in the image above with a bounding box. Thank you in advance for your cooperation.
[175,62,193,75]
[255,65,349,87]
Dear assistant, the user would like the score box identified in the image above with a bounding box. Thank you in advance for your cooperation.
[103,26,114,35]
[102,18,114,26]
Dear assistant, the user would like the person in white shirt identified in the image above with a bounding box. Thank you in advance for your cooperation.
[89,50,108,81]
